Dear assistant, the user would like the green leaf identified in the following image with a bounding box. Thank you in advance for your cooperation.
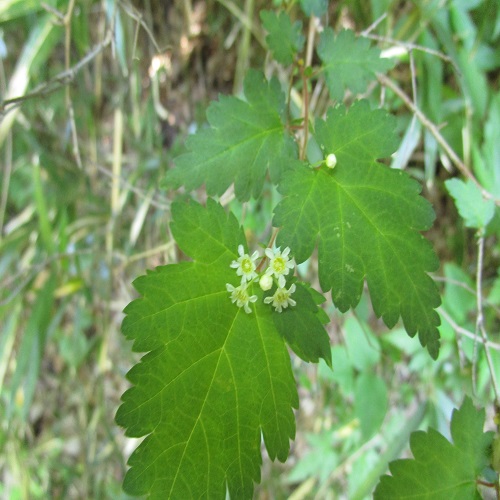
[442,263,475,325]
[299,0,328,17]
[450,397,493,473]
[273,281,331,366]
[8,276,56,420]
[0,0,41,22]
[493,434,500,473]
[116,199,330,498]
[261,10,305,65]
[317,29,394,101]
[476,92,500,196]
[273,101,441,358]
[0,15,61,148]
[445,178,495,229]
[33,163,56,255]
[354,372,388,440]
[374,397,494,499]
[164,70,297,201]
[344,316,380,371]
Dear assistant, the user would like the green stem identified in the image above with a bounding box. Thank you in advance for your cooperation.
[299,64,309,160]
[233,0,254,94]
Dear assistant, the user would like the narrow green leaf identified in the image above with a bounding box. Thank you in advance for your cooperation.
[261,10,305,65]
[474,92,500,196]
[317,29,394,101]
[0,302,22,392]
[0,15,60,147]
[456,46,488,119]
[374,397,494,499]
[8,276,56,419]
[493,434,500,473]
[0,0,41,22]
[33,163,56,255]
[274,101,441,358]
[116,200,329,498]
[164,70,297,201]
[105,0,127,76]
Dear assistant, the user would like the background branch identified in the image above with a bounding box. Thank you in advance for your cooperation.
[377,73,500,206]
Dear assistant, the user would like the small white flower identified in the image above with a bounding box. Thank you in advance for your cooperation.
[226,282,258,314]
[264,246,294,285]
[264,284,297,313]
[259,274,273,291]
[230,244,259,283]
[325,153,337,168]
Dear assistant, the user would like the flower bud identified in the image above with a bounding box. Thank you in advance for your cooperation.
[259,274,273,291]
[326,153,337,169]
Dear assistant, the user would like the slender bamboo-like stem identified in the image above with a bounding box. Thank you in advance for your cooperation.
[62,0,83,168]
[118,0,163,53]
[305,16,316,68]
[233,0,254,94]
[300,64,309,161]
[377,73,500,206]
[0,55,11,241]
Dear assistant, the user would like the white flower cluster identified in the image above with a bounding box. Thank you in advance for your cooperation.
[226,244,297,314]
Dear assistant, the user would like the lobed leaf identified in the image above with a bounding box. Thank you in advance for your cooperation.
[299,0,328,17]
[273,101,441,358]
[272,281,331,366]
[317,29,394,101]
[374,397,494,499]
[116,199,330,498]
[445,178,495,229]
[261,10,305,65]
[164,70,297,201]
